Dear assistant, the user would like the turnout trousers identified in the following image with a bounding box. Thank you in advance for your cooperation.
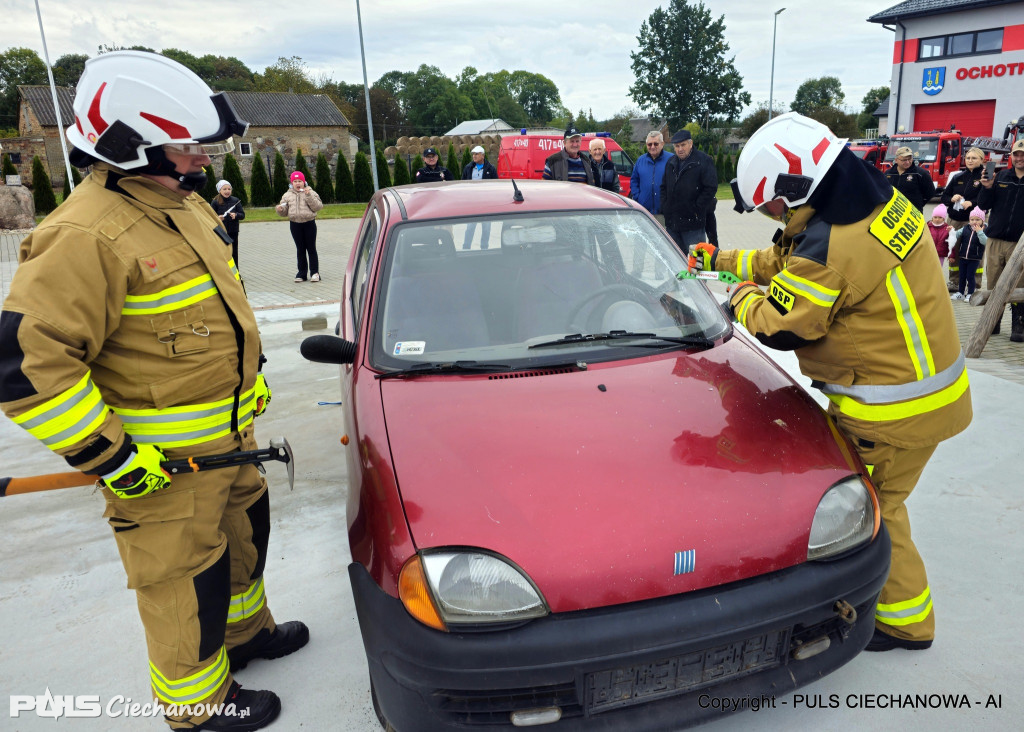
[849,437,937,643]
[102,428,276,728]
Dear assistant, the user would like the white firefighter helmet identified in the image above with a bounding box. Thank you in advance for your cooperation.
[66,51,248,170]
[732,112,846,217]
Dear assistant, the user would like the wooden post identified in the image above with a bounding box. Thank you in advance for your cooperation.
[965,230,1024,357]
[967,287,1024,305]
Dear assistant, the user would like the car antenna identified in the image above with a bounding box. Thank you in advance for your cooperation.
[511,179,524,202]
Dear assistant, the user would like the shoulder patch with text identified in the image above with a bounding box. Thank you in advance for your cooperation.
[869,190,923,260]
[768,279,796,313]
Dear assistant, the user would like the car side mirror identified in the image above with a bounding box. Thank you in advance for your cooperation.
[301,335,357,365]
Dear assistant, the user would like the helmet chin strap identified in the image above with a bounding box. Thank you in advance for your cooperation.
[141,146,207,192]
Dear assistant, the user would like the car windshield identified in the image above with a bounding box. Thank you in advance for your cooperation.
[371,210,731,370]
[885,138,939,163]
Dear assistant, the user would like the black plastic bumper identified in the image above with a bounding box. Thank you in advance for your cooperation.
[351,525,890,731]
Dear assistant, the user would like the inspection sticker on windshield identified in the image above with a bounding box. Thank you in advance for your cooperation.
[394,341,425,356]
[869,189,923,261]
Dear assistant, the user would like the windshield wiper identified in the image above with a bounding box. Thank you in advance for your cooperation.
[529,331,714,350]
[376,360,515,379]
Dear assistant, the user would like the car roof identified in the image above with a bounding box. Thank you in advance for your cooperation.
[380,180,636,222]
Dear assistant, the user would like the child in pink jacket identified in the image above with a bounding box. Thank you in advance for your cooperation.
[927,203,953,264]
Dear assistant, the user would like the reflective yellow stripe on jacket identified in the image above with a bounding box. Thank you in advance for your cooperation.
[150,646,228,705]
[112,386,256,448]
[876,586,933,627]
[12,372,108,450]
[227,577,266,624]
[122,274,219,316]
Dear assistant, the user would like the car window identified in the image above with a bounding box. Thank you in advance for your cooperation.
[371,210,730,369]
[610,149,634,177]
[350,208,380,335]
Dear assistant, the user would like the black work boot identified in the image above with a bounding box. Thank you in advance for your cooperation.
[864,627,933,652]
[993,313,1001,335]
[193,681,280,731]
[228,621,309,672]
[1011,304,1024,343]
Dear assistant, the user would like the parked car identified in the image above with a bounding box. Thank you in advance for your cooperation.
[302,179,890,731]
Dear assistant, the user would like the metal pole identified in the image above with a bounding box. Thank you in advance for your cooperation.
[34,0,75,193]
[768,8,785,121]
[355,0,379,191]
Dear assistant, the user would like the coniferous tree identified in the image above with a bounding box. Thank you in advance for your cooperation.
[715,148,725,182]
[375,147,392,188]
[221,154,248,205]
[200,164,219,201]
[315,152,335,203]
[1,152,17,178]
[31,156,58,214]
[294,149,311,184]
[353,152,374,202]
[460,146,472,176]
[61,165,83,200]
[272,151,288,199]
[392,154,411,186]
[445,143,458,177]
[412,154,424,179]
[335,152,355,203]
[249,152,274,206]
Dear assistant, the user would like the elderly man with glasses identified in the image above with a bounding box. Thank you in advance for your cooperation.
[629,130,672,223]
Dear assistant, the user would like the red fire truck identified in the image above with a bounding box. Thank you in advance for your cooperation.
[497,131,635,196]
[882,116,1024,192]
[847,140,889,172]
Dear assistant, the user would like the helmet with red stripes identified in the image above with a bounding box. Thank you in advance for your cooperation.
[732,112,846,217]
[66,51,248,170]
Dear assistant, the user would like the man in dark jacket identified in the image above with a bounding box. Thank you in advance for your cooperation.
[660,130,718,249]
[543,124,594,184]
[461,145,498,249]
[587,137,620,193]
[885,146,935,212]
[415,147,455,183]
[979,138,1024,342]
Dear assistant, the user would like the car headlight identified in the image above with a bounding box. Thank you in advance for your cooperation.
[807,476,879,560]
[399,550,549,631]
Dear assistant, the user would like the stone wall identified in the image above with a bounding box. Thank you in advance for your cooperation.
[227,126,352,179]
[0,136,50,186]
[18,100,69,186]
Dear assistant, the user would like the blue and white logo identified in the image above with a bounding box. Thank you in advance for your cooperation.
[673,549,696,575]
[923,67,945,96]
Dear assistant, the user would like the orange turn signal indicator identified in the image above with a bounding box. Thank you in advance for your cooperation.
[398,555,447,631]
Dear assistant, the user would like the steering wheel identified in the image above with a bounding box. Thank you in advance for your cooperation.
[565,283,654,332]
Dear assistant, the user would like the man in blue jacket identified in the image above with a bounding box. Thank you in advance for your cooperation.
[630,130,672,221]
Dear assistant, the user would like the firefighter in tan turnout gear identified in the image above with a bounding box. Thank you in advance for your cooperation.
[0,52,307,730]
[689,112,972,652]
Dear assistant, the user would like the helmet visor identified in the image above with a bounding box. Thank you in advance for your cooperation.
[755,198,789,222]
[163,139,235,156]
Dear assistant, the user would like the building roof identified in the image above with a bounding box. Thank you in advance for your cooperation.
[627,117,669,143]
[18,86,75,127]
[868,0,1019,23]
[224,92,349,127]
[444,119,514,136]
[873,97,891,117]
[18,86,349,129]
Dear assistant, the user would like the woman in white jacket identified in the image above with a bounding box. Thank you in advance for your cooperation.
[276,170,324,282]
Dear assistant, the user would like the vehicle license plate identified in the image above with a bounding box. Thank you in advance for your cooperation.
[585,629,790,714]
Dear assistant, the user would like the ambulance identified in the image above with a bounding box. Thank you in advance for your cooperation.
[497,131,635,196]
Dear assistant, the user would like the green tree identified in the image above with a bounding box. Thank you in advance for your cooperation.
[445,143,458,178]
[858,85,890,134]
[52,53,89,88]
[0,48,47,131]
[791,77,845,116]
[30,156,57,214]
[221,153,248,205]
[2,152,19,177]
[737,101,786,139]
[61,164,83,200]
[200,164,218,201]
[630,1,750,131]
[255,56,316,94]
[294,149,311,184]
[507,70,562,125]
[353,152,374,202]
[392,154,411,186]
[403,64,475,134]
[249,152,274,206]
[804,106,860,139]
[375,147,392,188]
[411,154,424,178]
[272,151,288,199]
[315,152,335,202]
[335,152,356,202]
[460,145,472,174]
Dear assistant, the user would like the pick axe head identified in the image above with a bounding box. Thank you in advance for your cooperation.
[269,436,295,490]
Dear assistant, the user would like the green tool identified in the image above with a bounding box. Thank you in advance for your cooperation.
[677,269,742,285]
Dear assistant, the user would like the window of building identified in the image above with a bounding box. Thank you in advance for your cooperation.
[918,28,1003,59]
[8,152,22,164]
[238,142,253,156]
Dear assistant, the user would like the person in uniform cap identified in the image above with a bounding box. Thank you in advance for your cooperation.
[415,147,454,183]
[884,146,935,212]
[461,145,498,249]
[659,129,718,249]
[542,124,594,184]
[979,137,1024,342]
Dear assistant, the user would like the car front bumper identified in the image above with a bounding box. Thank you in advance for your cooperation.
[350,525,890,731]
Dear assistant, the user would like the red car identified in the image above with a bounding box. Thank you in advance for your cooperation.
[302,180,890,731]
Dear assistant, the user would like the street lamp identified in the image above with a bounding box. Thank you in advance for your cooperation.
[768,8,786,121]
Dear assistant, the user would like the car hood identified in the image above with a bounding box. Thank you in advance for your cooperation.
[380,341,863,613]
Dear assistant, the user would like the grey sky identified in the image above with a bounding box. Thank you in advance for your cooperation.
[3,0,899,121]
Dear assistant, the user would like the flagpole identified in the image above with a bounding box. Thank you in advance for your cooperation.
[355,0,378,191]
[34,0,74,193]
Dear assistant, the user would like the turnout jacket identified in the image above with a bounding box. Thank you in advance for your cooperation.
[716,190,971,448]
[978,168,1024,242]
[885,163,935,212]
[0,164,263,475]
[940,166,984,224]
